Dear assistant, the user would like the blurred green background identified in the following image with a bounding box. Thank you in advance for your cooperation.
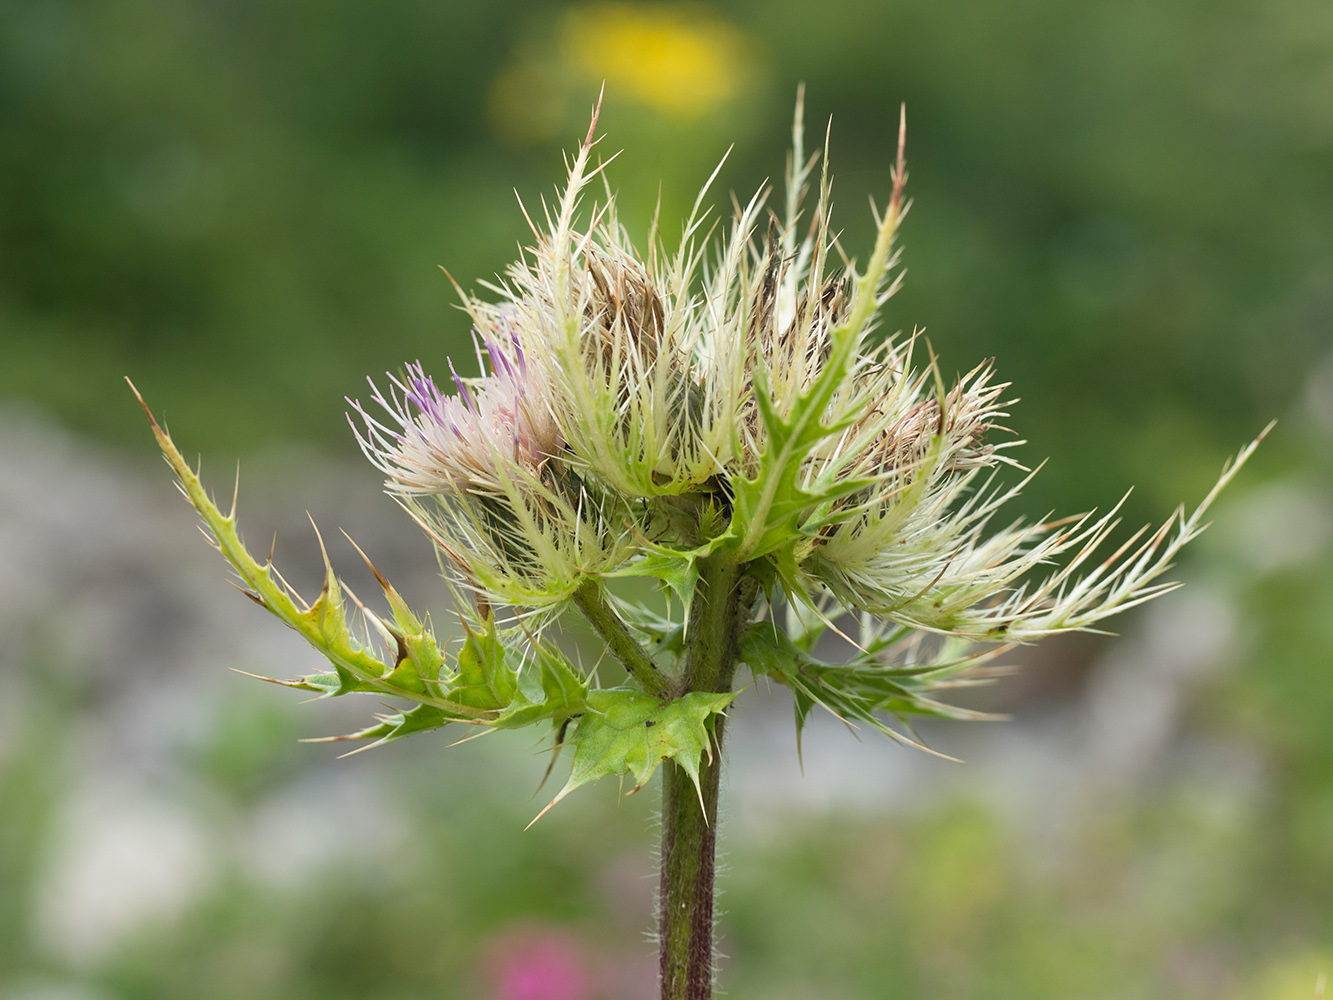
[2,0,1331,997]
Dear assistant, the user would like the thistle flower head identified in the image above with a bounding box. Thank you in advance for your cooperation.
[353,328,562,496]
[318,90,1270,758]
[344,96,1265,649]
[139,91,1266,821]
[351,323,628,611]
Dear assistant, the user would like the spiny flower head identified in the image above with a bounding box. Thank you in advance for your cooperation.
[353,329,562,496]
[352,321,627,610]
[350,95,1263,659]
[148,92,1263,784]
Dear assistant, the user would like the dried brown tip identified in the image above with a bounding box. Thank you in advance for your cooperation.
[125,377,160,430]
[584,82,605,149]
[341,528,392,593]
[438,265,467,302]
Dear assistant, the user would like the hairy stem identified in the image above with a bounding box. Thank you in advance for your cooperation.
[573,578,670,700]
[659,556,755,1000]
[658,744,723,1000]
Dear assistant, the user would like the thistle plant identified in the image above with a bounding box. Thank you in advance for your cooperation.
[133,93,1264,1000]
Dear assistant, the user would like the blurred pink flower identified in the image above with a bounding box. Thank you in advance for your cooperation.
[484,926,593,1000]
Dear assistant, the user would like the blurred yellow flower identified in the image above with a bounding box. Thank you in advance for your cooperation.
[560,3,754,119]
[488,3,759,143]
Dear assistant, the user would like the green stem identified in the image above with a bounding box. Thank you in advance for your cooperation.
[659,556,755,1000]
[573,578,671,700]
[658,747,723,1000]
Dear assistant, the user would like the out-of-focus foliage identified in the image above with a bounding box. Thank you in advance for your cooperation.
[3,0,1331,996]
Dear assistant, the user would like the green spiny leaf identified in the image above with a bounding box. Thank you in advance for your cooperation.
[250,668,381,698]
[451,619,519,710]
[726,363,875,563]
[326,703,454,749]
[131,383,521,725]
[739,622,996,759]
[607,533,729,610]
[531,688,735,824]
[492,642,588,729]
